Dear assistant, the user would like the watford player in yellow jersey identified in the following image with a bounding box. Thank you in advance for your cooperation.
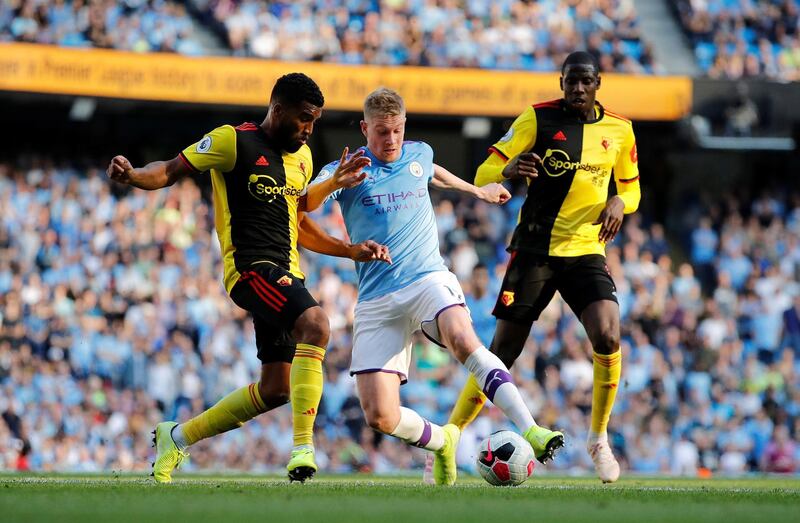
[106,73,385,483]
[444,52,640,483]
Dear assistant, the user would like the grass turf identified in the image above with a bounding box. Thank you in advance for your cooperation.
[1,474,798,523]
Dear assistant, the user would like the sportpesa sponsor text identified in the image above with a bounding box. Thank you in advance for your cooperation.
[248,174,304,202]
[541,149,609,178]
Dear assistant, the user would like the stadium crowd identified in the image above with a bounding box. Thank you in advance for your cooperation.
[1,0,657,73]
[674,0,800,81]
[0,158,798,477]
[198,0,657,73]
[0,0,205,54]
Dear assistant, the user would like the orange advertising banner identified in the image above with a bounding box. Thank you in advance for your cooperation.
[0,43,692,120]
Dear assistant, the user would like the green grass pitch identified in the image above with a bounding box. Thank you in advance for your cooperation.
[1,474,798,523]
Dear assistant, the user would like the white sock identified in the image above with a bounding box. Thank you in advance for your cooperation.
[464,346,536,431]
[171,424,189,449]
[390,407,445,451]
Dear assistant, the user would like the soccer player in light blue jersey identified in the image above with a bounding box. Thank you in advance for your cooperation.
[305,88,565,485]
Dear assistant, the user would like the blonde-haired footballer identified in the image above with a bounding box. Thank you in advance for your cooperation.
[303,87,565,486]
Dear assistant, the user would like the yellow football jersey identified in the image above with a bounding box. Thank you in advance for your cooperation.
[477,100,640,257]
[180,122,314,293]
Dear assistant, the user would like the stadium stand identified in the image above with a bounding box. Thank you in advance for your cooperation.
[0,0,206,54]
[198,0,657,73]
[0,160,797,475]
[673,0,800,81]
[0,0,657,73]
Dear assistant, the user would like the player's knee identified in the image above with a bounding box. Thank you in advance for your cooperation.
[592,328,620,355]
[293,307,330,347]
[445,330,473,356]
[364,409,397,434]
[258,382,289,410]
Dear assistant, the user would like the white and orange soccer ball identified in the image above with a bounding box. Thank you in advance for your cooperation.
[476,430,536,486]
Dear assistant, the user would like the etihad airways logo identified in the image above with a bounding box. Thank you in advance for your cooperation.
[248,174,303,203]
[541,149,608,178]
[361,188,427,207]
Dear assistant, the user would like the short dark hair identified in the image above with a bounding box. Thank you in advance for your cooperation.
[561,51,600,75]
[270,73,324,108]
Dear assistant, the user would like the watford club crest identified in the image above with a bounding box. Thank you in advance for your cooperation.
[501,291,515,306]
[277,275,293,286]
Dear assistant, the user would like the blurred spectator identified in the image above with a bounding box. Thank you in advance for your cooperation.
[724,84,760,137]
[761,425,797,473]
[675,0,800,80]
[464,263,496,349]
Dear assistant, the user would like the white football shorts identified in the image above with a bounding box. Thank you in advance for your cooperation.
[350,270,466,383]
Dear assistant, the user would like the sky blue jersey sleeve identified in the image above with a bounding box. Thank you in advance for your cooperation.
[421,142,435,182]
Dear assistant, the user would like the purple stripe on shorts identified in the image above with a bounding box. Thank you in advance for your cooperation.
[350,368,408,384]
[483,368,512,401]
[415,419,432,448]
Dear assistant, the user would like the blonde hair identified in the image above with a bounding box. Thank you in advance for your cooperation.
[363,87,405,120]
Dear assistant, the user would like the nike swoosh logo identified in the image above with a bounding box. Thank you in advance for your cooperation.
[486,438,493,462]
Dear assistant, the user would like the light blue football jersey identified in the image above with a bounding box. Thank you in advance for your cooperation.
[314,141,447,301]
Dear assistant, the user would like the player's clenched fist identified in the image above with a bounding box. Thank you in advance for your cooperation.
[107,155,134,184]
[502,152,541,180]
[478,183,511,204]
[349,240,392,264]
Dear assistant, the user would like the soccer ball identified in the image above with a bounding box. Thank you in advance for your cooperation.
[476,430,536,486]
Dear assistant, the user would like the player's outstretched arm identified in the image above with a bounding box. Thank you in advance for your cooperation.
[297,212,391,264]
[432,164,511,204]
[106,155,190,190]
[303,147,371,212]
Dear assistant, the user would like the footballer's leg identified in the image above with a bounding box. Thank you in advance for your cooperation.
[356,372,459,485]
[447,319,530,430]
[350,286,457,484]
[559,255,622,482]
[435,320,530,483]
[581,300,622,483]
[156,357,289,483]
[235,266,329,482]
[436,306,564,464]
[287,305,329,482]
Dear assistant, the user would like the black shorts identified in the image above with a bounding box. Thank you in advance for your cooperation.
[229,263,319,364]
[492,252,617,324]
